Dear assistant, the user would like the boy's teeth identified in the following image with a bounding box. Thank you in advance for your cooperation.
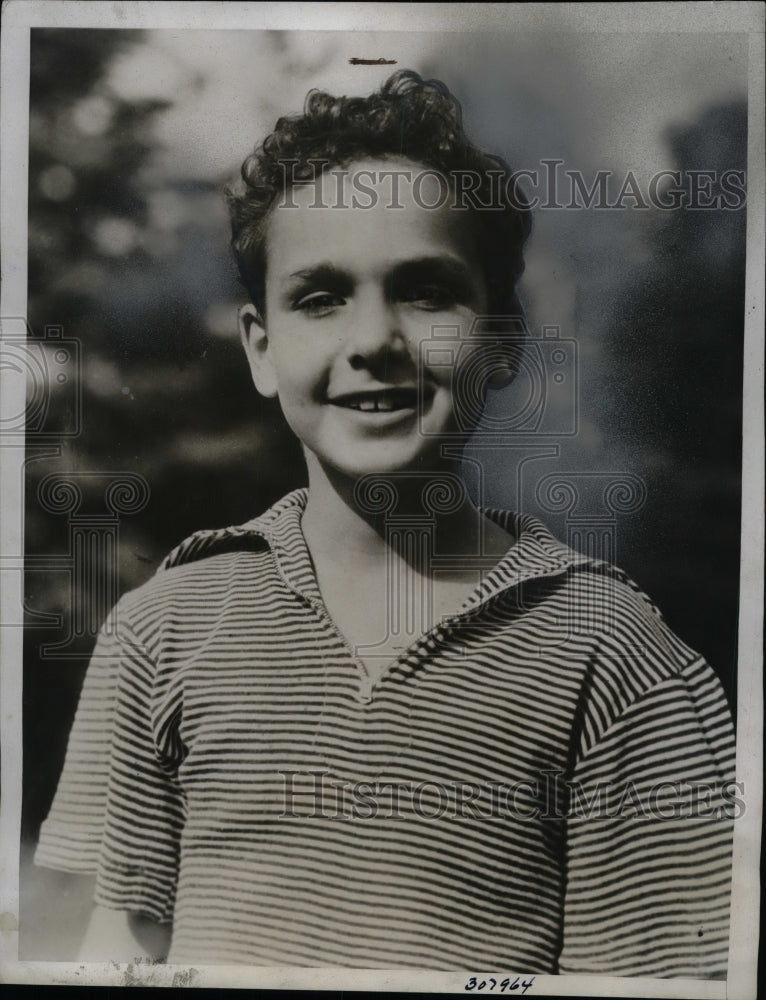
[343,391,413,412]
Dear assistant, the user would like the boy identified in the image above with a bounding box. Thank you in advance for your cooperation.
[36,71,735,976]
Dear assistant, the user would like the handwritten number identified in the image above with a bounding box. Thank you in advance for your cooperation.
[465,975,534,994]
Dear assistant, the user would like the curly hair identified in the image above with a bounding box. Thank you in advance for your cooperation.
[227,70,532,318]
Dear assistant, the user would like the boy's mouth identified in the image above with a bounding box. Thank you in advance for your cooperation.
[329,387,425,413]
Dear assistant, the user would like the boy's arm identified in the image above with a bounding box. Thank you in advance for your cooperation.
[78,906,171,963]
[35,601,183,955]
[559,656,735,978]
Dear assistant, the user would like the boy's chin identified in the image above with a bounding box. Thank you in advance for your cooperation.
[308,442,466,485]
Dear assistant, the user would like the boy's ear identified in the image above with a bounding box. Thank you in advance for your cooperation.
[480,341,518,389]
[238,304,279,398]
[485,354,516,388]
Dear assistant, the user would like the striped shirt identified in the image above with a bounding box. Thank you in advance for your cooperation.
[36,488,735,975]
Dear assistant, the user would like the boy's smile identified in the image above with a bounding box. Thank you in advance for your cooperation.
[239,158,490,482]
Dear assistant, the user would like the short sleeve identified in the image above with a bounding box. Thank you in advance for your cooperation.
[34,599,185,923]
[558,657,735,978]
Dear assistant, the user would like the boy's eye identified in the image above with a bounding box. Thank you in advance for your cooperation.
[398,284,455,310]
[294,292,346,316]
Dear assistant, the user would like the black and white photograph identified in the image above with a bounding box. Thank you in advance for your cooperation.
[0,2,762,995]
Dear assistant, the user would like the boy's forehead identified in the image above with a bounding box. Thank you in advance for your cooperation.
[265,157,482,278]
[303,156,448,204]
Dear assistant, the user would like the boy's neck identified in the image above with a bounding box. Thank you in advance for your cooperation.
[301,455,512,569]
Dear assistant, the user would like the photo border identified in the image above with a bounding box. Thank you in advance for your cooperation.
[1,3,762,996]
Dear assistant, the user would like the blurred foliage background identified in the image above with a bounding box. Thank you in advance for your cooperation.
[22,27,746,956]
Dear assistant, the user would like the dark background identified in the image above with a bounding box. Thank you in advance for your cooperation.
[21,28,746,956]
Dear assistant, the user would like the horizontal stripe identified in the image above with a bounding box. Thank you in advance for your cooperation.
[35,488,734,974]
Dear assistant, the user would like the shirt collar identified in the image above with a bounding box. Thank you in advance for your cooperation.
[463,506,592,612]
[160,488,592,612]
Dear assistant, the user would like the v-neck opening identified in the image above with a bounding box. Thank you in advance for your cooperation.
[172,490,593,705]
[275,504,524,704]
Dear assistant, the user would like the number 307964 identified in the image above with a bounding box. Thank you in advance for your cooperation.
[464,976,535,993]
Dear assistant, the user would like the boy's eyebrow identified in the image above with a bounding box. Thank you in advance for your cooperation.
[391,256,478,283]
[282,263,350,287]
[282,256,478,286]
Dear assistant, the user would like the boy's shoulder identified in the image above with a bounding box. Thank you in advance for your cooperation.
[485,506,655,606]
[158,488,309,574]
[116,489,309,618]
[486,508,701,672]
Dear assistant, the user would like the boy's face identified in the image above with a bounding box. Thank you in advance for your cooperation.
[240,157,493,482]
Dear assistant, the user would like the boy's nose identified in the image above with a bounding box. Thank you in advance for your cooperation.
[345,290,407,369]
